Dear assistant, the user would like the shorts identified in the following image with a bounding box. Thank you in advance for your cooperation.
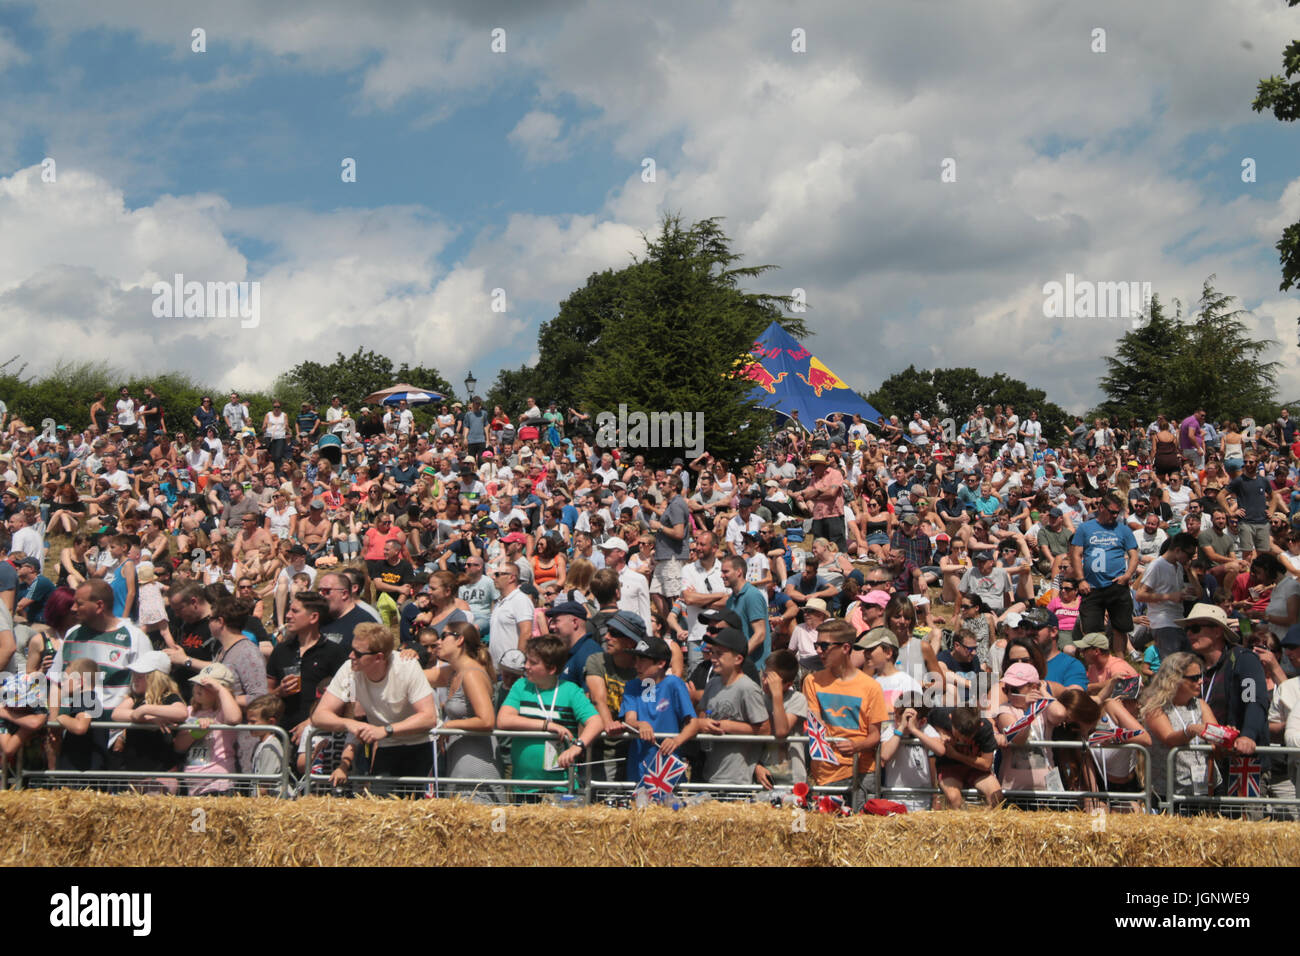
[651,557,683,598]
[1077,582,1134,635]
[937,762,992,788]
[1237,522,1270,551]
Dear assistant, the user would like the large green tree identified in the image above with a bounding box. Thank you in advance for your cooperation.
[867,367,1071,441]
[1096,278,1279,423]
[1252,0,1300,335]
[1096,294,1188,422]
[277,348,456,409]
[491,215,806,463]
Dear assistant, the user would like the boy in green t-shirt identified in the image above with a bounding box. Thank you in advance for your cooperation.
[498,635,602,792]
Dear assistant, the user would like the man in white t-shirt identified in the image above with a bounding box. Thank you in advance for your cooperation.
[487,563,535,667]
[1133,532,1198,660]
[908,412,930,446]
[599,537,651,624]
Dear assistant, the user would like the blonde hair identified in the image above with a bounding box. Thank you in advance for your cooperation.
[353,622,396,656]
[141,670,181,706]
[1139,651,1198,720]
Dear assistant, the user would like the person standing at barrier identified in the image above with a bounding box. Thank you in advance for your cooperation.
[1181,603,1268,764]
[1140,652,1221,805]
[620,635,697,784]
[314,622,439,791]
[433,621,502,803]
[699,627,771,787]
[267,592,348,745]
[498,634,602,797]
[49,580,151,710]
[1266,625,1300,814]
[1069,492,1139,657]
[802,620,886,801]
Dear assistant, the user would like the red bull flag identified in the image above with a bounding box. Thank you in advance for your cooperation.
[742,322,885,430]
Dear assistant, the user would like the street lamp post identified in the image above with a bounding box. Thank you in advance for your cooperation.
[464,371,477,403]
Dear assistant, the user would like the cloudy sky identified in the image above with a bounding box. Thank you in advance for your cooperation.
[1,0,1297,411]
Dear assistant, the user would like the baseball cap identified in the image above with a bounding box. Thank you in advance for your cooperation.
[1075,633,1110,651]
[501,532,529,545]
[191,661,236,688]
[704,627,747,656]
[544,600,589,621]
[499,649,527,675]
[1004,611,1024,628]
[597,536,630,552]
[605,611,647,643]
[128,651,173,676]
[858,590,891,608]
[1048,507,1064,518]
[1001,662,1041,687]
[631,636,672,661]
[701,609,743,631]
[854,626,899,651]
[1281,624,1300,649]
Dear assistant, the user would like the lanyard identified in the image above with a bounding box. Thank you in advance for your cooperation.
[535,684,561,723]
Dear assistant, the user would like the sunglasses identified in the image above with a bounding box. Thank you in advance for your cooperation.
[348,649,379,660]
[1185,624,1217,634]
[814,642,849,652]
[1182,672,1203,681]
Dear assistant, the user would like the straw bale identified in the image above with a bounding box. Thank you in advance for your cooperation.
[1,791,1298,867]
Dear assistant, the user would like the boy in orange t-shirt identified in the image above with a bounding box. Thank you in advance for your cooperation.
[802,620,888,788]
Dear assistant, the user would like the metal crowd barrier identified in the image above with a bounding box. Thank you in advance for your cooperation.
[11,721,294,798]
[1164,743,1300,818]
[876,737,1154,813]
[12,719,1299,819]
[301,727,580,801]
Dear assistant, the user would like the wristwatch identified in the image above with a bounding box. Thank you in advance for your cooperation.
[573,738,587,752]
[384,724,394,736]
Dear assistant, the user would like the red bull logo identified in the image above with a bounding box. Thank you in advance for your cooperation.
[740,362,788,394]
[796,356,849,397]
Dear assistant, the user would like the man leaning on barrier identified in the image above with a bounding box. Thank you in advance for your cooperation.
[312,622,438,793]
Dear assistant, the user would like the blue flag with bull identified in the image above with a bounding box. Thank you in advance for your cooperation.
[741,322,885,431]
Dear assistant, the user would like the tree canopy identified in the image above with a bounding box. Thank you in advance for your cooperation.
[1096,278,1279,423]
[1252,0,1300,335]
[488,215,807,463]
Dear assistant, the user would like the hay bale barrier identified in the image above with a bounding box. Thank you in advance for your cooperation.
[2,791,1299,866]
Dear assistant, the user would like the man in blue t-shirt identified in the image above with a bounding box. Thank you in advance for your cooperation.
[1069,492,1139,655]
[722,554,771,669]
[1022,608,1087,689]
[460,397,490,458]
[619,636,697,783]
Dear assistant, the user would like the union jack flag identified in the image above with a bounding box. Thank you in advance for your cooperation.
[1087,725,1142,745]
[815,794,852,816]
[1227,756,1262,798]
[639,751,688,796]
[805,711,838,764]
[1001,698,1051,739]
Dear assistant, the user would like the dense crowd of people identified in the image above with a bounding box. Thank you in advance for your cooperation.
[0,392,1297,812]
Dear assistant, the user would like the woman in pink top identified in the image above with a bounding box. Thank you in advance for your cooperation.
[1047,577,1082,634]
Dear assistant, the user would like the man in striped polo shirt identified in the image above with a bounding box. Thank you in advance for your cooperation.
[48,579,151,709]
